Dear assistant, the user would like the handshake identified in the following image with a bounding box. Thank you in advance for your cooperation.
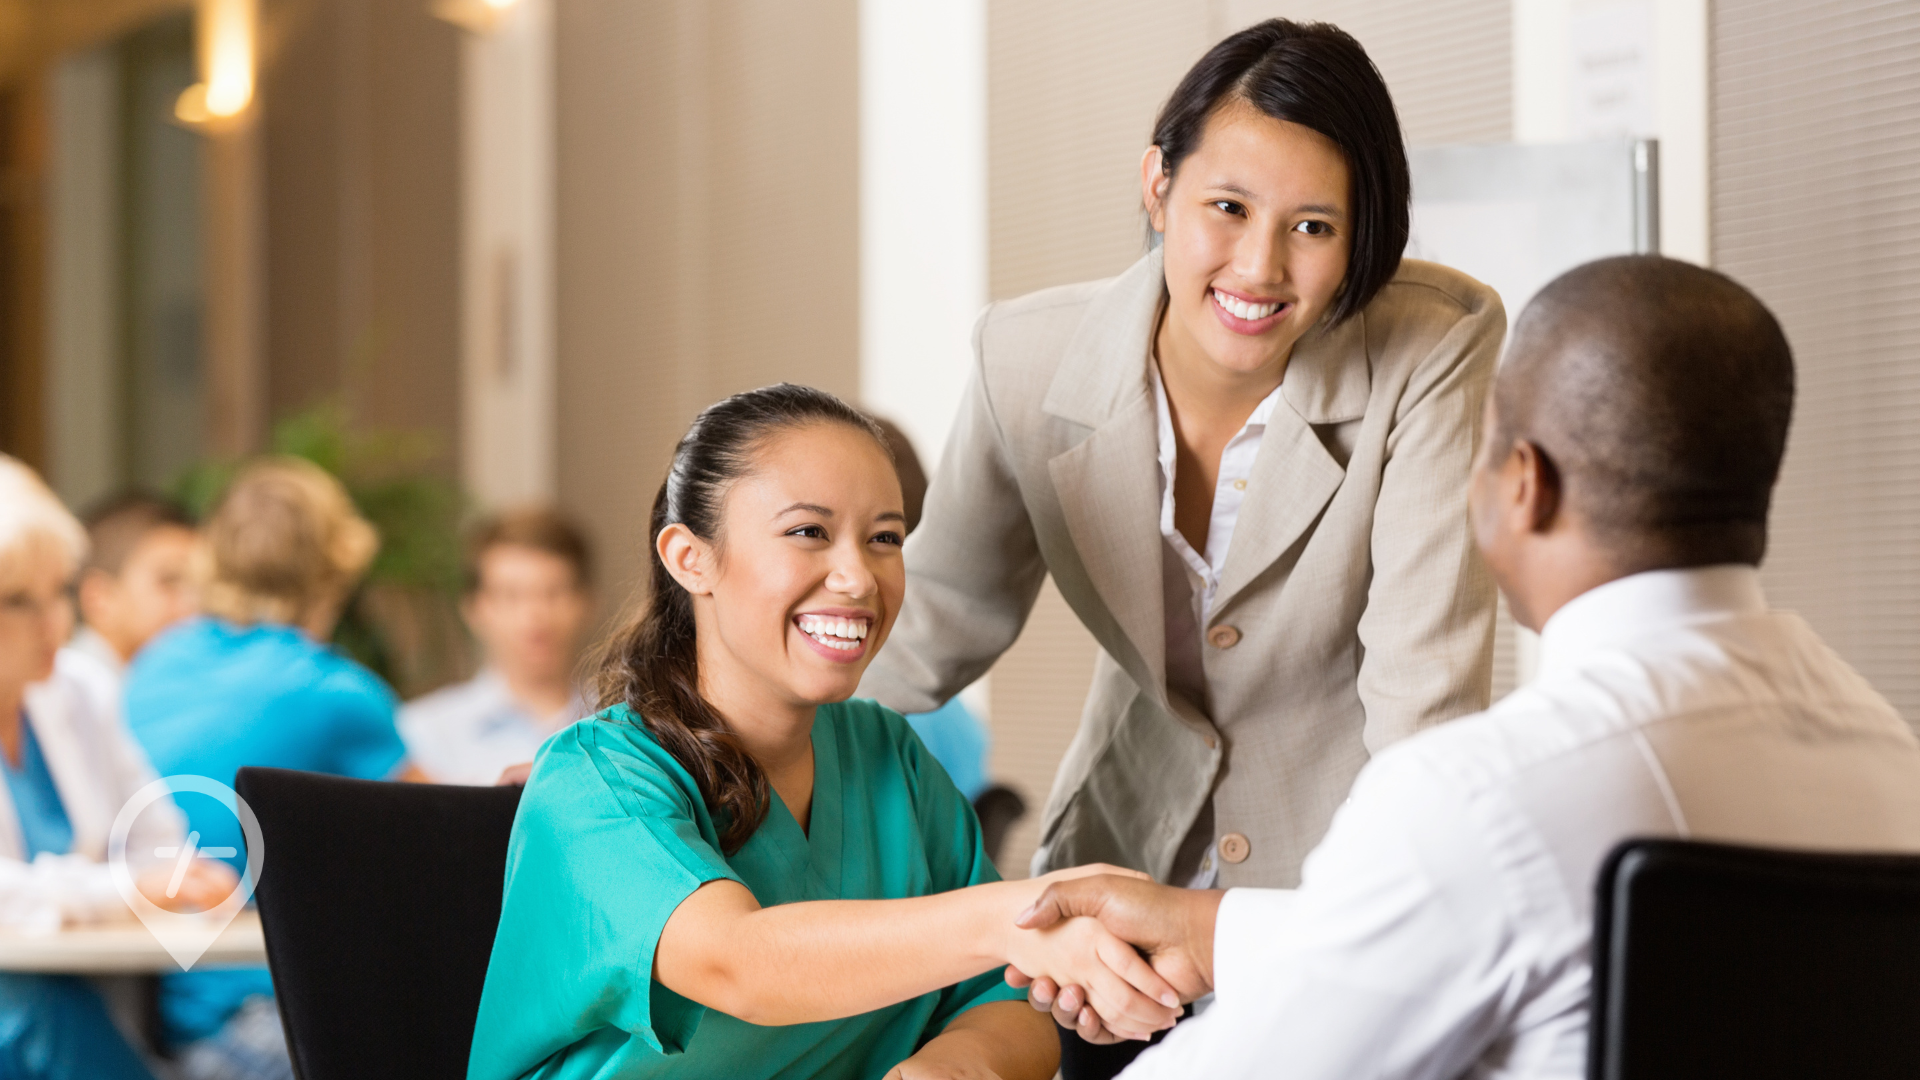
[999,870,1225,1044]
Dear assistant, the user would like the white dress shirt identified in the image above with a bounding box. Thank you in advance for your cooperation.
[1123,566,1920,1079]
[68,626,126,680]
[398,670,590,786]
[1151,362,1284,713]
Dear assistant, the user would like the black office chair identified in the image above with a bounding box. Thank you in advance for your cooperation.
[1589,838,1920,1080]
[972,783,1027,866]
[234,767,522,1080]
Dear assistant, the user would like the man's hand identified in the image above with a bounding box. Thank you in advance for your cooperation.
[495,761,534,786]
[1003,874,1222,1041]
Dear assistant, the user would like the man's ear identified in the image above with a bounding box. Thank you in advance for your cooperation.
[1513,440,1564,534]
[656,523,714,596]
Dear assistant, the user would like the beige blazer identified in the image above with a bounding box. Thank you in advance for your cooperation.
[860,248,1503,888]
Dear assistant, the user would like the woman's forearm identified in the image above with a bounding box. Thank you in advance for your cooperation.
[657,877,1033,1026]
[655,871,1180,1035]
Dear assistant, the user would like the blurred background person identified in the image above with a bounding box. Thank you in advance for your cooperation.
[0,456,231,1080]
[125,457,414,1080]
[869,416,993,801]
[401,507,594,786]
[71,493,199,680]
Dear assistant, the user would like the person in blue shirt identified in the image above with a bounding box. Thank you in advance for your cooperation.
[867,417,995,802]
[0,456,231,1080]
[470,386,1181,1080]
[126,458,414,1080]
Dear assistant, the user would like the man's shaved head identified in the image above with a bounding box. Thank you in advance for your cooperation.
[1495,255,1795,567]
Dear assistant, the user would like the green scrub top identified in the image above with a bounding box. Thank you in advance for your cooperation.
[468,699,1026,1080]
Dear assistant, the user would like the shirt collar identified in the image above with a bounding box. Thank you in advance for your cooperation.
[1146,361,1286,480]
[69,627,126,675]
[1537,565,1768,674]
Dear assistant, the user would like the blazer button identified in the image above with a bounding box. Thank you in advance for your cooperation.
[1219,833,1251,864]
[1207,625,1241,649]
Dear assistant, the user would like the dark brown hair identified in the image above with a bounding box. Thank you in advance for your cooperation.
[597,384,889,852]
[865,415,927,533]
[463,506,594,594]
[81,491,194,577]
[1150,19,1409,324]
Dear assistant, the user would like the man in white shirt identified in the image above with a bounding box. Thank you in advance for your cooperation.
[1010,255,1920,1078]
[400,508,594,785]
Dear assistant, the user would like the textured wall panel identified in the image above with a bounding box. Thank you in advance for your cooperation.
[988,0,1212,301]
[556,0,860,622]
[1714,2,1920,721]
[1227,0,1510,145]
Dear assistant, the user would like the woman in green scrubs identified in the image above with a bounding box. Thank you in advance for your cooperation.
[468,386,1183,1080]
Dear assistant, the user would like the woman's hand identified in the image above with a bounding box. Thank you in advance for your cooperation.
[135,860,240,914]
[994,864,1180,1040]
[885,1000,1055,1080]
[883,1061,1003,1080]
[1003,873,1219,1042]
[1001,913,1179,1040]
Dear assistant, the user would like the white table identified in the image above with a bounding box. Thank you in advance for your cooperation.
[0,910,266,973]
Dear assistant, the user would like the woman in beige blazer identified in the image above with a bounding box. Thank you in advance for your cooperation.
[864,11,1499,988]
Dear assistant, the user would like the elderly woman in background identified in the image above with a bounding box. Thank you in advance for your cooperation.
[126,457,416,1080]
[0,456,233,1080]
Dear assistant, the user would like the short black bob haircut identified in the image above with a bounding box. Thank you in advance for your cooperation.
[1150,19,1410,325]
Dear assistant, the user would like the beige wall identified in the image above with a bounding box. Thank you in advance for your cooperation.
[1231,1,1509,145]
[1714,1,1920,723]
[983,0,1511,876]
[554,0,860,622]
[260,0,462,465]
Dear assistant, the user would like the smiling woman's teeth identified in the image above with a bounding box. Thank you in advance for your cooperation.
[1214,289,1282,320]
[797,614,868,652]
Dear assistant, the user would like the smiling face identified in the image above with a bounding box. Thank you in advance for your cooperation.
[1147,99,1352,381]
[659,422,907,720]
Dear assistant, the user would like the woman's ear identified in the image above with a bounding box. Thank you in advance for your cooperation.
[657,523,715,596]
[1140,146,1170,231]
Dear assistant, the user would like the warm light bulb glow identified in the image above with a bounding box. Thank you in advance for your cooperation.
[199,0,255,119]
[483,0,517,9]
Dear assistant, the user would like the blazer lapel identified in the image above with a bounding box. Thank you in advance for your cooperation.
[1212,310,1371,615]
[1043,249,1171,705]
[1049,396,1167,701]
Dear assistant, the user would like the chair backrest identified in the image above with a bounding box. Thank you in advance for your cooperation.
[1590,838,1920,1080]
[971,783,1026,866]
[234,767,521,1080]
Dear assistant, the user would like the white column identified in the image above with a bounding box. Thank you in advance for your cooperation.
[857,0,987,472]
[1512,0,1709,264]
[859,0,990,719]
[460,0,557,506]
